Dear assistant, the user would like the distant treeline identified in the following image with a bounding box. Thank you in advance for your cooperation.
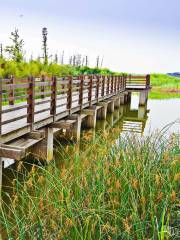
[0,27,123,78]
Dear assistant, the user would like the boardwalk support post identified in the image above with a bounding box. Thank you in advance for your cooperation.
[66,114,82,141]
[82,107,97,128]
[139,90,148,106]
[32,128,54,162]
[114,97,121,108]
[107,100,115,113]
[97,102,108,120]
[120,94,125,105]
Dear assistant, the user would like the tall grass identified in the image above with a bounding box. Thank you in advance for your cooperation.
[0,126,179,239]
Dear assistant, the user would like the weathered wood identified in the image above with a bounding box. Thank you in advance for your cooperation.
[0,78,2,139]
[51,119,77,129]
[79,75,84,108]
[27,76,35,130]
[50,76,57,119]
[88,75,93,106]
[0,144,26,160]
[66,114,82,141]
[0,74,151,160]
[67,76,72,113]
[97,102,108,120]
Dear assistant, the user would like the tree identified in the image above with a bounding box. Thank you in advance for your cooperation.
[54,53,58,63]
[85,56,88,66]
[42,27,48,64]
[96,56,100,68]
[5,29,24,62]
[61,50,64,65]
[0,44,3,58]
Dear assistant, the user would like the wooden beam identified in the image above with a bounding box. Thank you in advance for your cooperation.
[51,119,77,129]
[0,144,26,160]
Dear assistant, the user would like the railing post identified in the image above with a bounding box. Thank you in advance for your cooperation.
[41,74,45,99]
[101,75,105,98]
[117,76,120,92]
[0,78,2,141]
[107,76,110,95]
[27,76,35,131]
[96,75,100,102]
[50,76,57,120]
[79,75,84,109]
[111,75,114,94]
[88,75,93,107]
[67,76,72,114]
[146,74,150,88]
[114,76,117,93]
[9,75,14,105]
[123,76,126,90]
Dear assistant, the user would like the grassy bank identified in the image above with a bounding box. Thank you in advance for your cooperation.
[0,127,179,239]
[151,74,180,90]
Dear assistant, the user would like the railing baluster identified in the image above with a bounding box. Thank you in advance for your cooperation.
[67,76,72,114]
[88,75,93,106]
[50,76,57,119]
[9,75,14,105]
[27,76,35,131]
[79,75,84,109]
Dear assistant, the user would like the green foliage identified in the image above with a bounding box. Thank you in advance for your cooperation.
[0,59,119,78]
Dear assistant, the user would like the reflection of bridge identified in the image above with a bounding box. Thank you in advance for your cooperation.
[121,104,149,134]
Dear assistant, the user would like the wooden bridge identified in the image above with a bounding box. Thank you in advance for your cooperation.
[0,74,150,161]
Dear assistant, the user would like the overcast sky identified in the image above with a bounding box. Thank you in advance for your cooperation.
[0,0,179,73]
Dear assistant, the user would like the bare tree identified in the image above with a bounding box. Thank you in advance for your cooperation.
[42,27,48,64]
[96,56,100,68]
[0,44,3,58]
[69,56,73,65]
[85,56,88,67]
[61,50,64,65]
[100,56,104,68]
[54,53,58,63]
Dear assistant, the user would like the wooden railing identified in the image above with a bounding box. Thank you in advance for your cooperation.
[126,74,150,90]
[0,74,150,139]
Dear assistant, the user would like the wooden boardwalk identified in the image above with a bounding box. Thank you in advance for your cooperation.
[0,74,150,160]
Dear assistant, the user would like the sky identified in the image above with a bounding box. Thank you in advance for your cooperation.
[0,0,180,73]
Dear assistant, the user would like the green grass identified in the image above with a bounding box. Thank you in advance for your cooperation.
[0,126,179,239]
[149,90,180,99]
[151,74,180,90]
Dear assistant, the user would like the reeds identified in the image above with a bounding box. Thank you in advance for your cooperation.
[0,127,179,239]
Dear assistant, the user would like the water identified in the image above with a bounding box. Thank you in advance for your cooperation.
[130,94,180,134]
